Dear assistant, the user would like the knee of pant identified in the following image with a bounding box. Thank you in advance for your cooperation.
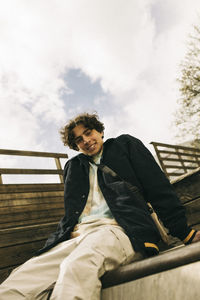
[60,250,105,276]
[0,287,25,299]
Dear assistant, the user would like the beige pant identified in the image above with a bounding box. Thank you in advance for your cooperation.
[0,222,141,300]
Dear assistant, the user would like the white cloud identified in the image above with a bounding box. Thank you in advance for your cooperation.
[1,0,200,158]
[65,0,156,94]
[106,0,200,145]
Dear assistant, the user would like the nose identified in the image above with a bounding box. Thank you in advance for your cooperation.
[83,135,91,144]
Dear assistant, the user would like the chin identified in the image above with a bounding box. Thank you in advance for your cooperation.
[89,151,98,156]
[88,149,99,156]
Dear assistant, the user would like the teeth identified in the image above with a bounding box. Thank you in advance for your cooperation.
[89,144,95,150]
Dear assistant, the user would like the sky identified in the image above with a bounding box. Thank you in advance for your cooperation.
[0,0,200,182]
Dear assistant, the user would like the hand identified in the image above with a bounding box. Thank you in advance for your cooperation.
[191,231,200,243]
[70,231,80,239]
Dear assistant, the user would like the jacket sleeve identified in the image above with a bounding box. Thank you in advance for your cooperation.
[124,134,195,243]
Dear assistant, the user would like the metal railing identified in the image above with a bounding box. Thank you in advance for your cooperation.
[0,149,68,184]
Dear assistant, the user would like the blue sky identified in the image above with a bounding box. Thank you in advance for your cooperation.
[0,0,200,182]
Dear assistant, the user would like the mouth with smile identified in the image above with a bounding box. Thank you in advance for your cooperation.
[86,143,97,151]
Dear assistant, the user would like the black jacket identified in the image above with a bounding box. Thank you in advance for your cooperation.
[37,135,193,257]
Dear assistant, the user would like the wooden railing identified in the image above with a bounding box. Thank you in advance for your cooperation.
[0,149,68,184]
[151,142,200,179]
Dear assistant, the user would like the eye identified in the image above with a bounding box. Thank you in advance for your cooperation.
[85,129,92,136]
[75,137,83,144]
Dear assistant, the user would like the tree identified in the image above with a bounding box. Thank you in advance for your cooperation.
[175,24,200,142]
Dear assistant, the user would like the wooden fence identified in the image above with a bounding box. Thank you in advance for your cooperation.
[0,149,68,184]
[0,148,68,282]
[151,142,200,179]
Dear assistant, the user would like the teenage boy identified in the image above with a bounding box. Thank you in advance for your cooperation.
[1,113,200,300]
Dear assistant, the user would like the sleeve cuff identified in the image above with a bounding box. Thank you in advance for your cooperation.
[183,229,197,244]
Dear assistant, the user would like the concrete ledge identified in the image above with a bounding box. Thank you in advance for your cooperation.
[102,242,200,289]
[102,260,200,300]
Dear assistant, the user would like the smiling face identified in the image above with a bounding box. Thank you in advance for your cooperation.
[72,124,104,156]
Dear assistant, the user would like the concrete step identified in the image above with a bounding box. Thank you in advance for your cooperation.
[102,260,200,300]
[101,242,200,300]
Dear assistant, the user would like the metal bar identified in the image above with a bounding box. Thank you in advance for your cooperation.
[101,242,200,289]
[0,149,68,158]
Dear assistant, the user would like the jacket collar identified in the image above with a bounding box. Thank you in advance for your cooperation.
[77,138,114,166]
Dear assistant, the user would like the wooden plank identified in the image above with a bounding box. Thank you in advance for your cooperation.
[0,183,64,193]
[176,148,187,173]
[171,167,200,184]
[163,165,196,169]
[163,158,200,163]
[0,240,45,269]
[185,198,200,226]
[0,223,58,247]
[0,266,17,284]
[0,206,64,220]
[0,202,64,217]
[55,157,64,183]
[0,209,64,229]
[151,142,200,152]
[153,144,168,174]
[0,216,62,229]
[167,172,185,177]
[159,150,180,155]
[0,196,63,208]
[0,201,64,214]
[0,149,68,158]
[0,190,63,201]
[173,170,200,203]
[0,168,63,175]
[159,150,200,157]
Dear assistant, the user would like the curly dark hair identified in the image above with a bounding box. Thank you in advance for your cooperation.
[60,112,105,151]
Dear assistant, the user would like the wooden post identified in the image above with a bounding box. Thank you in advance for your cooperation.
[152,144,167,174]
[177,148,187,174]
[54,158,64,183]
[194,151,200,167]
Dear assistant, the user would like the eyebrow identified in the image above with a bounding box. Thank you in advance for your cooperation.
[74,128,90,142]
